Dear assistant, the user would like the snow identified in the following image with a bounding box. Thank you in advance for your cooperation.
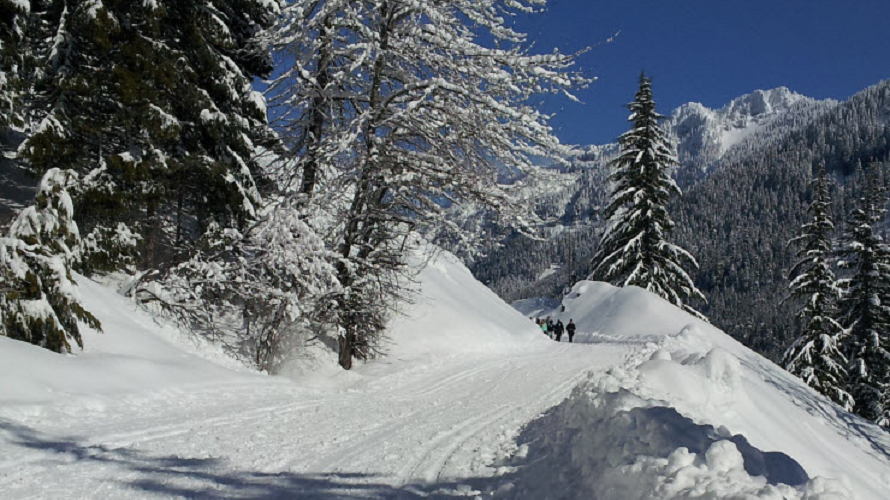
[384,250,543,360]
[1,260,888,498]
[10,0,29,13]
[516,281,890,500]
[535,263,560,281]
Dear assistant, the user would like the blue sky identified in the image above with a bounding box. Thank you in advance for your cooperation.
[513,0,890,146]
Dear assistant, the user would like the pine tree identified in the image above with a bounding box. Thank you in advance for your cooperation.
[0,0,29,155]
[0,168,101,353]
[591,73,706,317]
[782,165,853,409]
[837,164,890,425]
[19,0,278,272]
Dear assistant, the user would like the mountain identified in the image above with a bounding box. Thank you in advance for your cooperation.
[668,87,834,180]
[565,87,835,189]
[459,80,890,361]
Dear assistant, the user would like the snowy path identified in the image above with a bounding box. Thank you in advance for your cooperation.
[0,342,632,499]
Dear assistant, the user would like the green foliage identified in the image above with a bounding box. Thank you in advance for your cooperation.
[592,73,706,317]
[20,0,277,273]
[837,164,890,424]
[783,165,852,410]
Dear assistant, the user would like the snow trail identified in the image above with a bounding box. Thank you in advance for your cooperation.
[0,342,624,499]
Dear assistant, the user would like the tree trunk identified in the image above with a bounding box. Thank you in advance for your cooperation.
[338,331,353,370]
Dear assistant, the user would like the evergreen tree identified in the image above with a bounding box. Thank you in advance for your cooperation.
[0,0,29,154]
[783,165,853,409]
[838,164,890,425]
[591,73,706,317]
[19,0,278,272]
[0,168,101,353]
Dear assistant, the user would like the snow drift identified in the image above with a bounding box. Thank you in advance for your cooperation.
[506,281,890,500]
[1,248,542,415]
[0,276,260,422]
[384,249,545,360]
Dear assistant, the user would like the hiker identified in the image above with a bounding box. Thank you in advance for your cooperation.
[554,320,564,342]
[545,316,555,339]
[540,320,549,336]
[566,319,576,343]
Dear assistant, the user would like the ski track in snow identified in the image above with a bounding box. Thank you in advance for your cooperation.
[0,342,630,499]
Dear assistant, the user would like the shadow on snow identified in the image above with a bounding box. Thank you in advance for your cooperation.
[0,420,500,499]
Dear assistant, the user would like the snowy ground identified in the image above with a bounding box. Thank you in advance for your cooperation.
[2,254,889,499]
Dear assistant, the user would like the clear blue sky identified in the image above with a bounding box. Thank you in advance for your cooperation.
[512,0,890,146]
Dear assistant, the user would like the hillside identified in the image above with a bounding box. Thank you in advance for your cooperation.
[513,282,890,499]
[465,79,890,360]
[2,252,888,499]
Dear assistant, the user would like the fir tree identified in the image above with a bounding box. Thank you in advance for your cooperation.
[591,73,706,317]
[837,164,890,425]
[19,0,278,272]
[0,168,101,353]
[0,0,29,154]
[783,165,853,409]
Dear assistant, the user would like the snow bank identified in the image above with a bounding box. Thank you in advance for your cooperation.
[2,246,539,410]
[0,275,259,421]
[506,281,890,500]
[386,249,545,360]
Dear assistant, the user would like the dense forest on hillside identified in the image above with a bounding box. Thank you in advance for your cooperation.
[468,80,890,361]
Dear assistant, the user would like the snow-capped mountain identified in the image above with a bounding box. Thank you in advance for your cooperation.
[667,87,835,174]
[461,80,890,366]
[568,87,836,179]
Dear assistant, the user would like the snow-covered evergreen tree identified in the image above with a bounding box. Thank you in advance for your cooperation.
[19,0,279,272]
[0,168,100,353]
[267,0,589,369]
[837,164,890,425]
[0,0,29,155]
[782,165,853,409]
[591,73,706,317]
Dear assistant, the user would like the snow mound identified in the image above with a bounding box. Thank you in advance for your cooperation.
[552,280,702,341]
[506,387,834,500]
[0,276,260,421]
[386,249,545,360]
[507,281,890,500]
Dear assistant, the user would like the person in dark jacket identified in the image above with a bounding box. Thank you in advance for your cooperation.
[554,320,564,342]
[566,319,576,343]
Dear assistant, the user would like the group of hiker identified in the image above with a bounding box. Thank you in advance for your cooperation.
[534,316,576,342]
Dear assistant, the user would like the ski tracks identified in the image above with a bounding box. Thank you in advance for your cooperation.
[0,342,633,498]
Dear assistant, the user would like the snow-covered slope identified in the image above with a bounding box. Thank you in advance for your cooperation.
[508,281,890,500]
[0,276,260,421]
[0,250,605,499]
[385,249,545,360]
[3,257,889,499]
